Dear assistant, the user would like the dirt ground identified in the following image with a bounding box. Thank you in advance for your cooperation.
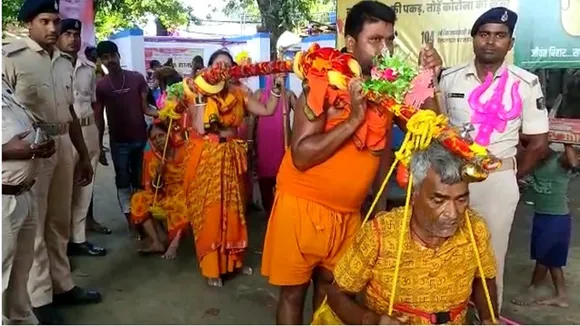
[60,160,580,325]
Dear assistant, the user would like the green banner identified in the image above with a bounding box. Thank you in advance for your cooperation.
[514,0,580,69]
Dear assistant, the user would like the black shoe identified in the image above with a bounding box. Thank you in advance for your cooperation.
[54,286,102,305]
[68,242,107,257]
[33,303,64,325]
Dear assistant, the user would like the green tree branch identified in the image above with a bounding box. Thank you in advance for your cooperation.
[223,0,335,59]
[2,0,200,40]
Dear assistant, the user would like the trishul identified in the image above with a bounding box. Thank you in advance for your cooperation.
[468,69,522,147]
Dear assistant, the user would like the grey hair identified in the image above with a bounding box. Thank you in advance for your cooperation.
[410,142,464,190]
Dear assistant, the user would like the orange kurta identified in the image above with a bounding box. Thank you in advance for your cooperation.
[130,143,188,241]
[261,72,393,286]
[183,87,249,279]
[261,140,382,286]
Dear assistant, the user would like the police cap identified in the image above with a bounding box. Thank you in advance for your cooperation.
[470,7,518,37]
[60,18,82,34]
[18,0,60,22]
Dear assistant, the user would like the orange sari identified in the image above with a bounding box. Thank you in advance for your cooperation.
[130,142,189,241]
[183,86,249,279]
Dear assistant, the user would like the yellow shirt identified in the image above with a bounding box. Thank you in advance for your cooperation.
[333,207,496,325]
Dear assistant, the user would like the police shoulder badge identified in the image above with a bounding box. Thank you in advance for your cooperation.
[536,97,546,111]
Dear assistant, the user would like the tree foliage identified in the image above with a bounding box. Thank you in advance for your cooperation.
[2,0,199,40]
[224,0,335,59]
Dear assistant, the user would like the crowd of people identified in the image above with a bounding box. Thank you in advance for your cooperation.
[2,0,577,325]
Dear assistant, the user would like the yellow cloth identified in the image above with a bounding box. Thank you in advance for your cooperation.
[204,86,246,130]
[331,207,497,325]
[130,145,188,241]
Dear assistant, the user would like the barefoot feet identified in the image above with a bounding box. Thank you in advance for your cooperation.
[138,241,165,255]
[162,246,178,260]
[536,296,569,308]
[511,286,550,306]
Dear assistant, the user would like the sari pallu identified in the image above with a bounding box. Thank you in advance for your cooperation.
[130,143,189,242]
[183,135,249,278]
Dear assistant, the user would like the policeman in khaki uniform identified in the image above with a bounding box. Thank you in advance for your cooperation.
[56,19,107,257]
[2,0,101,323]
[439,7,550,310]
[2,76,56,325]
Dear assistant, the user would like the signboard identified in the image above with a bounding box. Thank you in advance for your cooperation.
[514,0,580,69]
[549,118,580,145]
[144,47,204,76]
[336,0,517,67]
[59,0,96,53]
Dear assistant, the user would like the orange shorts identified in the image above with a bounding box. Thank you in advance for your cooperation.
[261,192,361,286]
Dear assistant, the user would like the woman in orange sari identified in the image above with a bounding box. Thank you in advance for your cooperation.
[130,121,189,258]
[184,49,284,287]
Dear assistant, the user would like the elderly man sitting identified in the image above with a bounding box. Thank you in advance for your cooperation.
[326,143,499,325]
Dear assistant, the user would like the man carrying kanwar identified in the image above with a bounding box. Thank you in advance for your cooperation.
[260,1,443,324]
[326,142,498,325]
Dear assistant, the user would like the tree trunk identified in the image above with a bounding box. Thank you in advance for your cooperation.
[257,1,282,60]
[155,18,169,36]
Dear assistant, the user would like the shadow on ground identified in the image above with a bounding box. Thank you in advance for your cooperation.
[61,161,579,324]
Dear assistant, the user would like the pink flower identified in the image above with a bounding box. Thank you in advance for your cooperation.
[371,67,381,80]
[383,68,398,81]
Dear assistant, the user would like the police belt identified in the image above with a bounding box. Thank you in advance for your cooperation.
[36,122,70,136]
[3,180,35,196]
[79,115,94,127]
[493,157,515,173]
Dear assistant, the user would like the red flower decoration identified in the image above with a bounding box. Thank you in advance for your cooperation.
[383,68,398,81]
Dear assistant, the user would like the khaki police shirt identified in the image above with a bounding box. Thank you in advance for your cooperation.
[2,79,37,186]
[71,56,97,119]
[439,60,549,159]
[2,37,74,124]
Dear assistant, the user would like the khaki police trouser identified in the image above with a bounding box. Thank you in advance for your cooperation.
[70,124,100,244]
[2,192,38,325]
[468,160,520,311]
[28,135,76,308]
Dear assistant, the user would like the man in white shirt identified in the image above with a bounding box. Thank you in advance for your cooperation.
[2,76,55,324]
[439,7,549,309]
[57,18,107,257]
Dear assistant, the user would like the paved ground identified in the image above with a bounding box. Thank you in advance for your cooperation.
[61,160,580,325]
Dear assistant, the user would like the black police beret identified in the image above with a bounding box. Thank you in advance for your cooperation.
[18,0,60,22]
[471,7,518,37]
[60,18,82,33]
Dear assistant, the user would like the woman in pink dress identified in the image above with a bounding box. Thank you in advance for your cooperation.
[255,74,296,214]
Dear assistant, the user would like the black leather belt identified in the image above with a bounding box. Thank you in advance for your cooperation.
[3,180,35,196]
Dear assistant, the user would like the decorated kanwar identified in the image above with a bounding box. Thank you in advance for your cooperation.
[158,50,286,287]
[147,3,555,325]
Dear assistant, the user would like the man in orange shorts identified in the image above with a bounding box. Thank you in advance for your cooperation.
[261,1,443,324]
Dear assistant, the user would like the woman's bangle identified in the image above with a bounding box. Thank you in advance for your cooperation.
[271,89,281,98]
